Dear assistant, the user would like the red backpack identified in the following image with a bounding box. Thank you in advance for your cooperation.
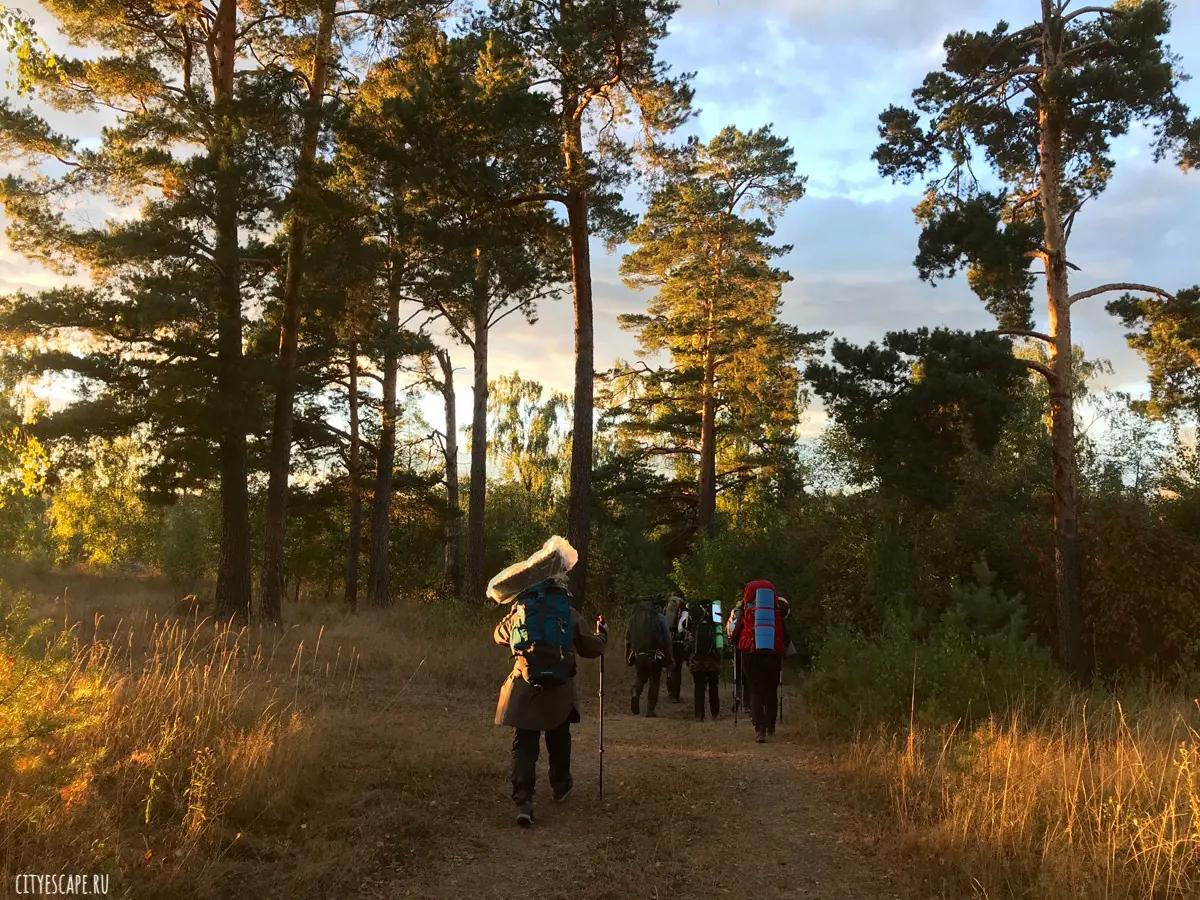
[736,579,785,655]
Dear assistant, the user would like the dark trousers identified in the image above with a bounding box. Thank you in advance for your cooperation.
[667,643,687,699]
[511,720,571,806]
[744,652,782,732]
[631,660,662,713]
[692,670,719,720]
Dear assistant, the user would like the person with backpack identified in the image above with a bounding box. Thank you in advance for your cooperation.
[726,579,788,743]
[663,591,688,702]
[625,596,673,718]
[493,575,608,827]
[680,599,721,722]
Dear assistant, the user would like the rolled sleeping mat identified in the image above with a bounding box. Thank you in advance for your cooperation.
[752,587,777,652]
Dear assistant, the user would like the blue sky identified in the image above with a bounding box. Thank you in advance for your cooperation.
[480,0,1200,434]
[2,0,1199,440]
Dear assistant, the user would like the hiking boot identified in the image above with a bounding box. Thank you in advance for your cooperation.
[553,782,573,804]
[645,709,657,718]
[695,715,705,723]
[630,695,640,715]
[767,727,776,739]
[755,728,766,743]
[516,803,535,827]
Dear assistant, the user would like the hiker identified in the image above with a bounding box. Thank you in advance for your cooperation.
[680,599,721,722]
[626,596,673,718]
[727,580,789,743]
[664,591,688,702]
[490,537,607,828]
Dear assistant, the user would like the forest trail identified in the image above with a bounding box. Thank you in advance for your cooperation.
[227,641,918,900]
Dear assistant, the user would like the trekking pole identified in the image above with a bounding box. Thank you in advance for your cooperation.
[598,625,605,803]
[778,671,784,724]
[733,649,740,727]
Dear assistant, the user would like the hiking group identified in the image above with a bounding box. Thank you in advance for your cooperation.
[626,582,789,739]
[488,536,792,827]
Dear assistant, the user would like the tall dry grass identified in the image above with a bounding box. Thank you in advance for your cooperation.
[0,584,364,895]
[847,692,1200,898]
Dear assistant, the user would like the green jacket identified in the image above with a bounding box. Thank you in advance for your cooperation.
[493,607,607,731]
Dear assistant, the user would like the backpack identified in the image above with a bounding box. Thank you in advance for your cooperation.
[665,596,684,632]
[509,580,575,688]
[686,600,718,661]
[736,580,785,655]
[629,600,661,662]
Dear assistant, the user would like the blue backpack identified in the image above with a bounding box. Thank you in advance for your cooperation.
[509,580,575,688]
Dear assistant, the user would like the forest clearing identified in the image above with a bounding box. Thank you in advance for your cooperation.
[2,0,1200,897]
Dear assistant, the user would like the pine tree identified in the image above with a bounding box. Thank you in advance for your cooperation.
[343,24,568,601]
[615,126,824,532]
[487,0,692,604]
[0,0,306,621]
[873,0,1198,680]
[259,0,340,625]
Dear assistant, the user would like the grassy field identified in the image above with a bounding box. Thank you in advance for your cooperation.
[3,569,1199,899]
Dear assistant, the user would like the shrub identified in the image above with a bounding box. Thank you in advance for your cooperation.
[807,558,1061,729]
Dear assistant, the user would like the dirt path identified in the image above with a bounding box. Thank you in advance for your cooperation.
[226,652,916,900]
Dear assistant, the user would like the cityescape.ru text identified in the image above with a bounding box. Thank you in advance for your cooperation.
[13,874,110,895]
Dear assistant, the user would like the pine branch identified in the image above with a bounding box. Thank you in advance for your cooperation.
[1022,359,1056,381]
[1069,283,1176,306]
[1062,5,1129,25]
[993,328,1055,344]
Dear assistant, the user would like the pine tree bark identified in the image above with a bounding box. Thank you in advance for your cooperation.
[1039,0,1088,683]
[463,277,489,601]
[344,338,362,612]
[259,0,336,625]
[368,276,401,608]
[697,351,718,532]
[211,0,252,623]
[564,118,593,606]
[438,348,461,592]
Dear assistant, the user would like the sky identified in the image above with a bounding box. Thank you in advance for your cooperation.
[2,0,1199,441]
[470,0,1200,435]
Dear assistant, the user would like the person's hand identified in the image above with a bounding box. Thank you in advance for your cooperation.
[596,615,608,636]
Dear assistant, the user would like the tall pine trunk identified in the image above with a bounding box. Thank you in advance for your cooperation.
[438,349,461,592]
[368,277,401,608]
[697,311,718,532]
[564,119,594,605]
[259,0,336,624]
[464,280,489,600]
[697,359,717,531]
[211,0,252,623]
[1039,4,1087,683]
[344,338,362,611]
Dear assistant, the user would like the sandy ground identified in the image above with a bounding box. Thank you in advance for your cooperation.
[219,650,918,900]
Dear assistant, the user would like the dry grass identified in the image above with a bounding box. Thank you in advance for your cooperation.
[844,692,1200,899]
[0,576,365,897]
[3,575,915,900]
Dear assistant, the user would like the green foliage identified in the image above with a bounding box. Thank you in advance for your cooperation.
[158,494,218,588]
[486,374,571,497]
[808,559,1060,729]
[806,329,1028,506]
[0,580,96,781]
[1108,286,1200,421]
[1079,494,1200,678]
[486,0,693,239]
[49,437,157,572]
